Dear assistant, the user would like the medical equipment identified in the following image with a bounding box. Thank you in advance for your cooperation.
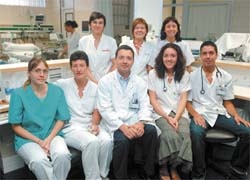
[200,66,222,95]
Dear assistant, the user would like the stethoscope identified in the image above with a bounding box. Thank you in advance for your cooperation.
[200,66,222,95]
[163,79,167,92]
[162,72,175,92]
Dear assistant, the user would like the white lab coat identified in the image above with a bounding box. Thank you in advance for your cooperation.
[148,69,191,120]
[97,70,154,134]
[156,40,194,66]
[188,67,234,127]
[120,40,156,81]
[67,31,81,56]
[78,34,117,80]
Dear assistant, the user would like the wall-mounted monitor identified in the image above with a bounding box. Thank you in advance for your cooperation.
[35,15,45,25]
[82,21,89,32]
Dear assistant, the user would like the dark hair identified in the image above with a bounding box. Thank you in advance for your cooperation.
[23,57,49,89]
[64,20,78,28]
[155,43,186,82]
[160,16,181,42]
[89,11,106,27]
[200,40,218,54]
[70,50,89,67]
[115,45,134,59]
[132,18,148,40]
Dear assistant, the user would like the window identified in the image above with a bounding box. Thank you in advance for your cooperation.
[0,0,46,7]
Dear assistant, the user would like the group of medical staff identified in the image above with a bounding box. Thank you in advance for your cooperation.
[7,11,250,180]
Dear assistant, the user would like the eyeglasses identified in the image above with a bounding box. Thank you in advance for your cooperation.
[32,68,49,74]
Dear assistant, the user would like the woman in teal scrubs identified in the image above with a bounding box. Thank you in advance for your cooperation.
[8,58,71,180]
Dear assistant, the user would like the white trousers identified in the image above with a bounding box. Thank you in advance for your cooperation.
[17,136,71,180]
[64,127,113,179]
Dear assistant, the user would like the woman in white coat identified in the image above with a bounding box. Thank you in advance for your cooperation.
[156,16,194,72]
[120,18,156,82]
[78,11,117,83]
[148,43,192,180]
[55,51,113,180]
[59,20,81,58]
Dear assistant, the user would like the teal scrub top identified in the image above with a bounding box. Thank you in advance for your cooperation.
[8,83,70,151]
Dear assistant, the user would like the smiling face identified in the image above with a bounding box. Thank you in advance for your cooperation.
[116,49,134,77]
[164,20,178,40]
[200,45,217,69]
[71,59,88,80]
[28,62,48,86]
[90,18,105,35]
[163,47,178,71]
[133,23,147,41]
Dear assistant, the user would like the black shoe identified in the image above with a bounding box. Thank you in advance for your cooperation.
[230,166,248,178]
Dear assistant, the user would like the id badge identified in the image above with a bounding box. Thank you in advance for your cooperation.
[216,86,226,96]
[129,93,139,109]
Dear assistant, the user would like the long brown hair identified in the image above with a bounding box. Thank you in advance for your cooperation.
[155,43,186,82]
[23,57,49,89]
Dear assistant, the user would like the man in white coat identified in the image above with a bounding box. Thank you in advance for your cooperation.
[187,41,250,180]
[97,45,158,179]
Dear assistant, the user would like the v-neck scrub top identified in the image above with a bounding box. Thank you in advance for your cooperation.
[8,83,70,151]
[55,78,97,130]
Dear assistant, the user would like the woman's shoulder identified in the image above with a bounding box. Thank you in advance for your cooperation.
[79,34,91,42]
[12,86,25,95]
[176,40,189,47]
[48,83,64,93]
[102,34,116,42]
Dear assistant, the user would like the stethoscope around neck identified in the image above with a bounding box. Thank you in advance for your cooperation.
[200,66,222,95]
[162,72,174,92]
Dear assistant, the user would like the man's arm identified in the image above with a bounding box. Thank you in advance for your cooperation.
[186,101,206,128]
[97,78,124,132]
[223,100,250,127]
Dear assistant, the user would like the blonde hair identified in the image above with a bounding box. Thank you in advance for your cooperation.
[23,57,49,89]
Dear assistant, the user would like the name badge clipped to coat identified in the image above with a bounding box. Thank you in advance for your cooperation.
[129,93,139,109]
[216,85,226,96]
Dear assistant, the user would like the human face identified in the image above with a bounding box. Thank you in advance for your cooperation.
[163,47,178,71]
[164,21,178,40]
[200,45,217,68]
[71,60,88,80]
[133,23,147,40]
[65,25,73,33]
[90,18,105,35]
[116,49,134,77]
[29,62,48,86]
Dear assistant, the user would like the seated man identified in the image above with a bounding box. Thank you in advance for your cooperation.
[55,51,113,180]
[186,41,250,180]
[97,45,158,179]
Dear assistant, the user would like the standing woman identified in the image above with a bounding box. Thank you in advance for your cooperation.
[148,43,192,180]
[8,58,71,180]
[120,18,156,81]
[157,16,194,72]
[79,11,117,83]
[59,20,81,58]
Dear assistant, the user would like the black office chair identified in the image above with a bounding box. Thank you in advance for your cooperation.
[205,128,238,178]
